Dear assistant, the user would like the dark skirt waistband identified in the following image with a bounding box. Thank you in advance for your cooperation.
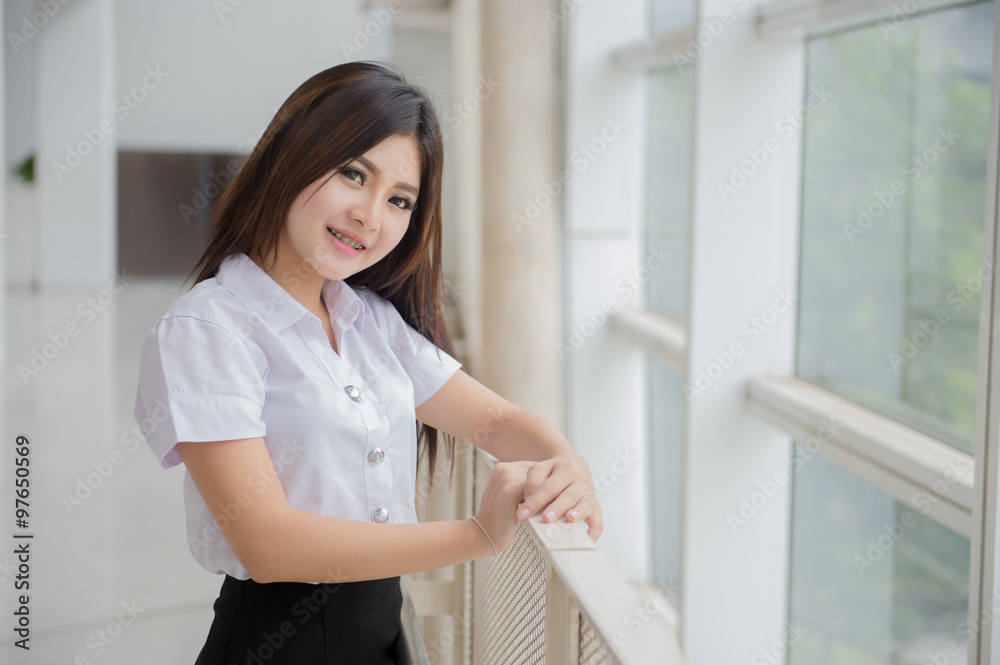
[194,574,411,665]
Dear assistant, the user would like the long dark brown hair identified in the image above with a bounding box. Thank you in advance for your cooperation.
[184,60,459,485]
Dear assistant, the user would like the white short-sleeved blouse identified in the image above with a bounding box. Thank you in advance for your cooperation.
[132,252,463,580]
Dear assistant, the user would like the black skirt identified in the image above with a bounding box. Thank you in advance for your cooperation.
[194,574,413,665]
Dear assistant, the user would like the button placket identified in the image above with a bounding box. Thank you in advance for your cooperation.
[346,381,392,523]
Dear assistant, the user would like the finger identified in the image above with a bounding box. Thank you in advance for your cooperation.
[536,486,589,523]
[522,459,554,497]
[564,492,596,523]
[584,509,603,541]
[521,464,587,519]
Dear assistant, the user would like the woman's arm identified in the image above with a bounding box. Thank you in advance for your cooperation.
[416,370,583,464]
[416,369,603,541]
[177,436,495,584]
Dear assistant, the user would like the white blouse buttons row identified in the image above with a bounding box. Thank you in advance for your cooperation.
[344,382,388,523]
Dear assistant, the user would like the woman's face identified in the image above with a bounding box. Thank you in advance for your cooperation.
[282,132,423,282]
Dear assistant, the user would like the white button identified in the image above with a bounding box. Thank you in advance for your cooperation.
[345,385,361,399]
[368,448,385,465]
[372,507,389,523]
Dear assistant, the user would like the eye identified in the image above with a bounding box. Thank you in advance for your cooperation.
[339,167,364,185]
[391,195,415,211]
[340,165,415,211]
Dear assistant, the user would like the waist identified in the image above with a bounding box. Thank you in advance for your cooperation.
[219,573,403,616]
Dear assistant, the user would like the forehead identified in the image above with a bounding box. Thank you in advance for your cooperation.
[358,134,422,186]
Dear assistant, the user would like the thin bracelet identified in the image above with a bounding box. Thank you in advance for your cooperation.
[470,516,498,556]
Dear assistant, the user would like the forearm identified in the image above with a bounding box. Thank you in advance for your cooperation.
[492,409,588,469]
[252,507,493,584]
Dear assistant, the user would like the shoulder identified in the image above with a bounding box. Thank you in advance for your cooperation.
[148,278,256,339]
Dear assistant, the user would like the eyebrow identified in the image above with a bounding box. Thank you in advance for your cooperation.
[354,155,420,197]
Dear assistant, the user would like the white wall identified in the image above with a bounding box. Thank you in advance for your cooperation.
[114,0,391,153]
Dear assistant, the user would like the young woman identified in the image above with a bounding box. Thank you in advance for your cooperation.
[133,61,603,664]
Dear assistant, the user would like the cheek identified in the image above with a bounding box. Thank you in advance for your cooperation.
[309,186,347,216]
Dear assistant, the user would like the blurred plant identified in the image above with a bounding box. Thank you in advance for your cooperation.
[12,153,33,184]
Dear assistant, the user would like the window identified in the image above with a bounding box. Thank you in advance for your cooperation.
[648,359,684,595]
[644,64,694,323]
[788,448,970,664]
[789,3,995,662]
[643,58,695,597]
[795,1,995,453]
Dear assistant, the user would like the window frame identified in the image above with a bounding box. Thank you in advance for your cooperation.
[611,0,1000,661]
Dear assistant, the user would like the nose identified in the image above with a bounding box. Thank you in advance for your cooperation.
[349,189,381,232]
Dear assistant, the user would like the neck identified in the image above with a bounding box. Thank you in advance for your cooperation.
[249,246,327,316]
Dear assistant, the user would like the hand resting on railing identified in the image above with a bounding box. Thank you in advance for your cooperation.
[470,460,535,557]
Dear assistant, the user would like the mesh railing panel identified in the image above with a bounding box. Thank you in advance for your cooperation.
[471,455,547,664]
[578,607,615,665]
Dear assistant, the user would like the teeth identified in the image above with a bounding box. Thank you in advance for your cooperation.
[329,228,364,249]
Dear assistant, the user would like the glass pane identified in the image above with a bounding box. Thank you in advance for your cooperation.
[796,2,995,453]
[648,358,683,598]
[649,0,695,35]
[644,65,694,322]
[789,447,970,664]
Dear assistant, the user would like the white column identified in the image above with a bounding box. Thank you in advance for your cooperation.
[480,0,562,427]
[451,0,483,378]
[35,0,116,289]
[680,1,804,661]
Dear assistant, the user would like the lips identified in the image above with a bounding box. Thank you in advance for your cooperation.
[327,227,366,249]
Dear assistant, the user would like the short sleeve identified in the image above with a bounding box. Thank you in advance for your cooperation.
[133,315,267,469]
[375,298,463,407]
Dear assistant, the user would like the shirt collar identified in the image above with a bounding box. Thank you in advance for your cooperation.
[215,252,365,334]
